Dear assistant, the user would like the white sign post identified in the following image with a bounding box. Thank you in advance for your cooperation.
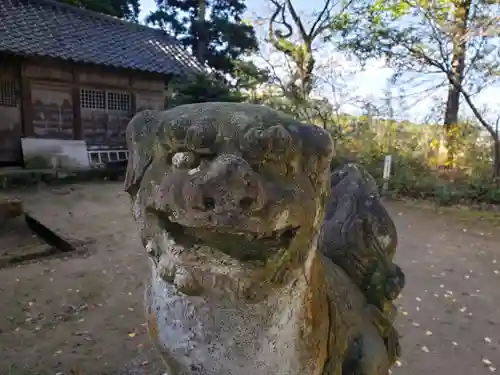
[382,155,392,194]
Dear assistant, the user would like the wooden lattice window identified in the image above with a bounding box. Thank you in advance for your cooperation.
[80,89,105,109]
[0,79,17,107]
[107,91,131,112]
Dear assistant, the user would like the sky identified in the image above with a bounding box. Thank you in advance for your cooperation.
[139,0,500,125]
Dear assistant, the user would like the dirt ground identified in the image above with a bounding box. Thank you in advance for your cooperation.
[0,182,499,375]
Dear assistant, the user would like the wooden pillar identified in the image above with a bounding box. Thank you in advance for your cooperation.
[164,74,173,109]
[128,73,136,115]
[72,66,83,140]
[19,59,34,137]
[130,91,137,115]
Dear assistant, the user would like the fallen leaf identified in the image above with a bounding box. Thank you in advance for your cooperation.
[483,358,493,366]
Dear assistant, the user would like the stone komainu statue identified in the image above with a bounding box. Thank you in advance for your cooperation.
[123,102,405,375]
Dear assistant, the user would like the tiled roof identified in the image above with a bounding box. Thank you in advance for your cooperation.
[0,0,205,76]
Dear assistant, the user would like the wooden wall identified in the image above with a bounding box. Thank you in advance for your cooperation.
[0,54,167,164]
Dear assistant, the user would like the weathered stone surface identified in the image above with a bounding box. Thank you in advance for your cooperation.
[319,163,405,365]
[124,102,404,375]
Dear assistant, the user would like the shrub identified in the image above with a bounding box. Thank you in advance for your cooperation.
[168,73,244,107]
[331,129,500,206]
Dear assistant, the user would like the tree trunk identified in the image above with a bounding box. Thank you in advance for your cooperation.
[493,135,500,182]
[443,0,471,168]
[444,87,461,168]
[194,0,207,63]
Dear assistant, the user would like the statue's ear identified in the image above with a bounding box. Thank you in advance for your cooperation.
[124,110,161,197]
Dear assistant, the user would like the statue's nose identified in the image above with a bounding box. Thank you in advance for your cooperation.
[186,154,263,212]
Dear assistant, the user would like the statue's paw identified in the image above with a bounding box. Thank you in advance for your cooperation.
[341,332,391,375]
[364,303,401,364]
[384,325,401,365]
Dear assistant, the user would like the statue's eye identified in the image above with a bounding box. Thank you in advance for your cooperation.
[171,151,198,169]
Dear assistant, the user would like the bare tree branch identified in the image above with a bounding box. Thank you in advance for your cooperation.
[284,0,309,42]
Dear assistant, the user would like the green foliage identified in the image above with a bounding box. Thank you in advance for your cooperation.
[146,0,261,79]
[331,118,500,206]
[231,60,270,91]
[371,0,454,18]
[327,0,500,181]
[59,0,140,21]
[167,74,244,107]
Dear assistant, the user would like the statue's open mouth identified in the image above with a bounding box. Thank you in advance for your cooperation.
[154,210,299,263]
